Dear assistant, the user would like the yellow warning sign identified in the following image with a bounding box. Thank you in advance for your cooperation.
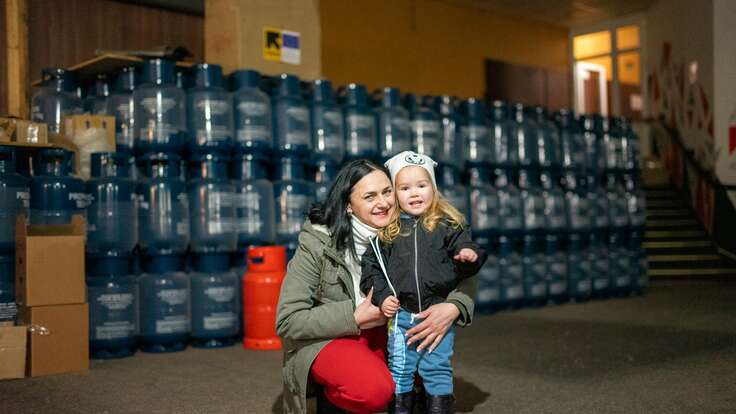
[263,27,301,64]
[263,27,282,62]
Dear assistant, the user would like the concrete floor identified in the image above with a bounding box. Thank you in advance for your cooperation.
[2,281,735,413]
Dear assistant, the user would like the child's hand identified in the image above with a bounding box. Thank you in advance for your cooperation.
[454,248,478,263]
[381,296,400,318]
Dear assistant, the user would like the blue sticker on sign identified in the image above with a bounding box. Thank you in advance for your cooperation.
[283,34,299,49]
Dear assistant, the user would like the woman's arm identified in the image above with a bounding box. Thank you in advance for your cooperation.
[275,233,361,341]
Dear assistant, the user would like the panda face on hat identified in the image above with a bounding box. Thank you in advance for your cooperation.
[384,151,438,188]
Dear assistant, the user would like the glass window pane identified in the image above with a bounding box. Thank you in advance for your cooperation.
[618,51,640,85]
[618,51,642,120]
[582,56,612,81]
[573,30,611,59]
[617,25,640,50]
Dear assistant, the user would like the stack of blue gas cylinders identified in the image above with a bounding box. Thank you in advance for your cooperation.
[16,60,647,359]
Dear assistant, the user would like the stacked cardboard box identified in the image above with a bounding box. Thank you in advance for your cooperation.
[14,215,89,377]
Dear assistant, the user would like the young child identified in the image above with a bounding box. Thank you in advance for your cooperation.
[360,151,486,414]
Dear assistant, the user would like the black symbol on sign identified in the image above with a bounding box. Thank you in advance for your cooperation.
[266,31,281,50]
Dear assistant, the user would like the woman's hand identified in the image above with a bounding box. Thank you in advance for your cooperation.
[405,302,460,352]
[354,289,388,328]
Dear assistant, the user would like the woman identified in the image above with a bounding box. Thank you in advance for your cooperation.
[276,159,477,414]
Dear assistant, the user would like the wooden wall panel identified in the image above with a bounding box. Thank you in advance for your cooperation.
[1,0,7,116]
[320,0,569,99]
[26,0,203,85]
[485,59,572,110]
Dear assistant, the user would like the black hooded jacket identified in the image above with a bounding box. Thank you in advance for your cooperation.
[360,215,487,314]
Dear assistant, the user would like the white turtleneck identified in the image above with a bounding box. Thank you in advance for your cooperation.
[346,215,379,308]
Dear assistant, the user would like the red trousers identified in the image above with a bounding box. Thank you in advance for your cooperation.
[310,326,395,413]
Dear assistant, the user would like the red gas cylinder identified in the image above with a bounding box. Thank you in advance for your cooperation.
[243,245,286,350]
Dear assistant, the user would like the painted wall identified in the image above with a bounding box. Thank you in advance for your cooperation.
[713,0,736,186]
[319,0,569,99]
[645,0,714,172]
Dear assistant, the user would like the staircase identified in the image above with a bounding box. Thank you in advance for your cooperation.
[644,184,736,280]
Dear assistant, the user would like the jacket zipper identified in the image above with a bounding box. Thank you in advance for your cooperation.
[413,219,423,312]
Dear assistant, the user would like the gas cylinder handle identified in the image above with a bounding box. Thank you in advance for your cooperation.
[248,253,265,266]
[28,324,51,336]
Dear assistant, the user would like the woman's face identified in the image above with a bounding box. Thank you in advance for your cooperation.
[348,170,395,228]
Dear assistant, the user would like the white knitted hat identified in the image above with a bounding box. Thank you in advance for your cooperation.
[384,151,438,188]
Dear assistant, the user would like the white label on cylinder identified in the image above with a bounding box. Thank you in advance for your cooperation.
[158,289,187,305]
[96,321,135,340]
[203,313,236,330]
[156,316,188,334]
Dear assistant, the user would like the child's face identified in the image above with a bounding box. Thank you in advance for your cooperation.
[395,166,434,216]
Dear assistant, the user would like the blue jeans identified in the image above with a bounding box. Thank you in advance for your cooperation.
[387,308,455,396]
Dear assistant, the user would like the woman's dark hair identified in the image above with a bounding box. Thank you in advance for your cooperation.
[308,159,390,259]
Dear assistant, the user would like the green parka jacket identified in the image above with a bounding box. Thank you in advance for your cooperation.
[275,220,477,413]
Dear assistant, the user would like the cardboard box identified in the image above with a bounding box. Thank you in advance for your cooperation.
[0,118,49,145]
[62,115,116,150]
[19,304,88,377]
[62,115,116,179]
[205,0,321,79]
[0,324,27,380]
[15,215,85,307]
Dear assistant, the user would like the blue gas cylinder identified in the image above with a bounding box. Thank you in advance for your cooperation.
[84,74,111,115]
[604,117,626,173]
[309,80,345,165]
[566,233,592,302]
[230,69,273,156]
[621,119,641,173]
[436,164,469,221]
[273,74,311,157]
[187,153,236,255]
[495,168,523,240]
[232,152,276,258]
[580,114,605,175]
[467,166,499,246]
[587,174,611,298]
[488,101,518,170]
[624,173,646,294]
[526,106,561,171]
[186,64,233,157]
[376,87,412,160]
[273,156,313,260]
[190,254,240,348]
[605,172,631,295]
[133,59,187,156]
[30,149,87,225]
[511,104,539,169]
[563,172,592,301]
[313,157,338,204]
[521,234,546,307]
[540,170,568,304]
[86,152,137,276]
[106,66,137,155]
[138,260,190,353]
[460,98,492,168]
[405,94,441,159]
[0,147,29,322]
[519,168,546,306]
[556,109,586,172]
[31,68,83,134]
[498,235,523,309]
[433,96,462,167]
[87,273,138,359]
[341,83,378,161]
[476,240,501,313]
[137,153,189,265]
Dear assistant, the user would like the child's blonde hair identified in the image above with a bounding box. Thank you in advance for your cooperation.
[379,176,466,243]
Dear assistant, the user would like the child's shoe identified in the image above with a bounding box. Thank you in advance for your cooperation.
[426,394,455,414]
[388,391,414,414]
